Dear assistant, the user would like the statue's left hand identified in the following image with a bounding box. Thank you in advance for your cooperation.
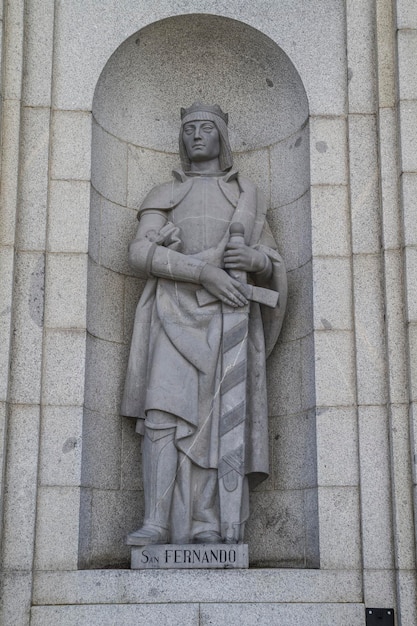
[224,242,267,273]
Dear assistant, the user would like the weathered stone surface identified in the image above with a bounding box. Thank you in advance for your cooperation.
[51,110,92,180]
[31,604,199,626]
[32,569,363,605]
[47,180,91,253]
[200,602,364,626]
[310,117,348,185]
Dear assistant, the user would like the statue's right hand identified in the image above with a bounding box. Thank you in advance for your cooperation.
[200,265,248,308]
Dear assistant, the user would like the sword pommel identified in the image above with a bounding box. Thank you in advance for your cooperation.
[230,222,245,237]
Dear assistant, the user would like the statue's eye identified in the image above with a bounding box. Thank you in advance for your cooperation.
[202,124,214,132]
[184,127,194,134]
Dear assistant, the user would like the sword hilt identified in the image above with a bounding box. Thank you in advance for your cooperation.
[228,223,247,283]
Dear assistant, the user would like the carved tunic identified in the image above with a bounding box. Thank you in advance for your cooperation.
[121,169,287,487]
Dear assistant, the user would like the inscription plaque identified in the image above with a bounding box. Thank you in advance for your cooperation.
[131,543,249,570]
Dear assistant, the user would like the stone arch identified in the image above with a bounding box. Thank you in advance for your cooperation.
[81,13,317,568]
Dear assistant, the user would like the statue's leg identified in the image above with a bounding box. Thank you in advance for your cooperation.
[170,451,192,544]
[170,457,221,544]
[192,466,221,543]
[126,411,177,546]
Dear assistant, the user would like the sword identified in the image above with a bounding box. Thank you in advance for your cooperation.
[214,223,278,543]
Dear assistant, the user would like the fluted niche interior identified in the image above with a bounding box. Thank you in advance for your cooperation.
[80,14,318,569]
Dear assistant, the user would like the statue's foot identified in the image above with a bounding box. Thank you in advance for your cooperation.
[193,531,222,544]
[126,524,168,546]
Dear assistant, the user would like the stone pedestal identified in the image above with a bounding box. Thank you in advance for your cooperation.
[131,544,248,569]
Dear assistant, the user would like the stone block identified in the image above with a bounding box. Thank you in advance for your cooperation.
[405,247,417,322]
[398,30,417,100]
[268,191,311,273]
[280,262,313,342]
[304,487,320,567]
[123,275,145,344]
[267,339,302,417]
[2,0,23,100]
[121,416,143,490]
[314,330,356,407]
[233,148,270,202]
[16,107,50,250]
[92,119,128,205]
[411,400,417,478]
[47,180,90,253]
[0,100,20,245]
[409,324,417,402]
[379,108,401,249]
[376,0,396,108]
[384,250,408,403]
[358,405,393,569]
[87,260,124,343]
[42,329,86,406]
[34,486,80,570]
[9,252,44,404]
[200,603,364,626]
[0,402,6,488]
[363,569,396,609]
[131,543,248,569]
[127,145,179,209]
[270,124,310,207]
[21,0,54,106]
[349,114,381,254]
[44,253,87,329]
[31,604,199,626]
[313,256,353,331]
[271,411,317,490]
[32,569,363,606]
[39,406,83,487]
[390,404,416,569]
[310,185,350,258]
[100,197,138,275]
[397,570,417,626]
[81,409,121,490]
[353,254,388,405]
[346,0,377,113]
[316,406,359,486]
[0,247,13,401]
[51,110,92,180]
[318,486,361,569]
[399,100,417,172]
[89,488,144,568]
[396,0,417,29]
[84,335,127,414]
[246,489,306,567]
[403,173,417,246]
[0,571,32,626]
[2,405,40,570]
[301,333,316,411]
[310,117,348,186]
[88,187,101,264]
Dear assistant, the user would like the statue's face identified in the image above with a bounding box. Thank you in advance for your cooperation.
[182,120,220,163]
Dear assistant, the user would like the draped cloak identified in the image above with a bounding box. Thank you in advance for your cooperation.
[121,168,287,489]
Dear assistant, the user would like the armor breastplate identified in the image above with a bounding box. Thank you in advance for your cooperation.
[170,176,236,254]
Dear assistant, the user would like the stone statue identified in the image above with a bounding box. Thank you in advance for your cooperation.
[121,103,287,546]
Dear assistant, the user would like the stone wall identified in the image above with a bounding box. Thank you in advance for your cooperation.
[0,1,416,624]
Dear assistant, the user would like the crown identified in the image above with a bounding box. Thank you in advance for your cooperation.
[180,102,229,125]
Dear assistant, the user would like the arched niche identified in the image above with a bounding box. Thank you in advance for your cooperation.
[81,14,318,569]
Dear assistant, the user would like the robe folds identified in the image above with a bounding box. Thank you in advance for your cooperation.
[121,168,287,489]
